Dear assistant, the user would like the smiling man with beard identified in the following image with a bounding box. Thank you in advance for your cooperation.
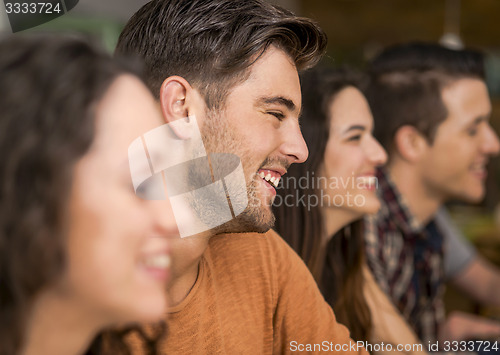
[115,0,366,354]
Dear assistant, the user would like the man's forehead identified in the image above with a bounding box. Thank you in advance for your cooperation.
[441,78,491,118]
[441,77,488,99]
[236,49,300,99]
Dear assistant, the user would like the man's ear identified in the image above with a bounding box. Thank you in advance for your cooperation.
[159,76,195,139]
[394,125,429,163]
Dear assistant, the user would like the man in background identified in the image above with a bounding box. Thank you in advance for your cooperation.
[365,42,500,345]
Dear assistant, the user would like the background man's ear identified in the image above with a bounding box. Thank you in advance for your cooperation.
[394,125,429,163]
[159,76,194,139]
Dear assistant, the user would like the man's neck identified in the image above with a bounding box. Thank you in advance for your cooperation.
[166,232,211,307]
[388,163,443,225]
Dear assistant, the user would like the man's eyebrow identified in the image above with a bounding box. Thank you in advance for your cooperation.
[463,115,490,129]
[472,115,490,125]
[343,125,366,134]
[256,96,297,112]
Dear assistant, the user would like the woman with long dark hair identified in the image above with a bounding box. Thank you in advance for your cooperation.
[273,67,427,354]
[0,35,173,355]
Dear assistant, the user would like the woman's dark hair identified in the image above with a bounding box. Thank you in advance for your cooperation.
[0,34,161,355]
[272,67,372,342]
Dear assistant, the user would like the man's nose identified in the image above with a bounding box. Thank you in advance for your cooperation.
[280,122,309,165]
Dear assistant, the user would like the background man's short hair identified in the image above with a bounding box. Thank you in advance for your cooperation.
[115,0,327,109]
[365,42,486,153]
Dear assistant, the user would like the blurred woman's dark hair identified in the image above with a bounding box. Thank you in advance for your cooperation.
[272,66,372,342]
[0,34,161,355]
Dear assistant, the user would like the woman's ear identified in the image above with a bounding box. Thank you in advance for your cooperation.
[159,76,194,139]
[394,125,429,163]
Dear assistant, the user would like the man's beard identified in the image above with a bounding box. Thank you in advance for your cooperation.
[198,108,275,235]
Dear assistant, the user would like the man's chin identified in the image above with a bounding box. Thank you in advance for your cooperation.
[449,187,485,204]
[213,207,275,235]
[463,192,485,204]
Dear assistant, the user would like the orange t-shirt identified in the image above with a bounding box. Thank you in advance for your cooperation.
[130,230,366,354]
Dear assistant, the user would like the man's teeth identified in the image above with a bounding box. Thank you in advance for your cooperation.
[143,254,171,269]
[258,171,280,188]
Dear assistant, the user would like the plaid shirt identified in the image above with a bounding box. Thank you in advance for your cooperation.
[364,168,445,343]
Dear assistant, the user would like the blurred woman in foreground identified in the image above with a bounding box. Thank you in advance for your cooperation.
[273,67,427,354]
[0,35,175,355]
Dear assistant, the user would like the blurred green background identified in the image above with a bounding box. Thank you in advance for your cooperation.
[1,0,500,317]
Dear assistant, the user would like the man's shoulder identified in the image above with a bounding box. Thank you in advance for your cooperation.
[206,229,305,282]
[209,229,292,255]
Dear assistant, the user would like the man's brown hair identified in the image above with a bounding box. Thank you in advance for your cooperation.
[115,0,327,109]
[366,42,485,154]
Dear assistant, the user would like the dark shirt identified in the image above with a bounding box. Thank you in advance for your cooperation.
[364,168,445,343]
